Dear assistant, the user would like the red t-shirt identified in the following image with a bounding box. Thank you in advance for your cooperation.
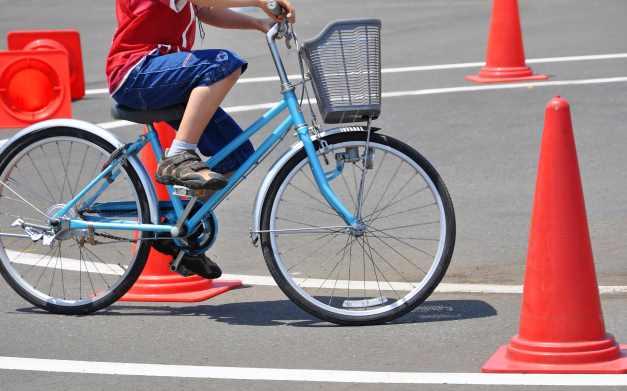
[106,0,197,94]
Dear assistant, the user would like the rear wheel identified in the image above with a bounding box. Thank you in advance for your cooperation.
[0,127,151,314]
[260,131,456,325]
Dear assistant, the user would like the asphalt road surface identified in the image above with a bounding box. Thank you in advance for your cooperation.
[1,0,627,390]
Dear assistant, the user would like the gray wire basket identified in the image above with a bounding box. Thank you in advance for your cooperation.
[302,19,382,124]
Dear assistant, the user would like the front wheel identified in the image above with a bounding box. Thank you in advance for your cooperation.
[260,131,456,325]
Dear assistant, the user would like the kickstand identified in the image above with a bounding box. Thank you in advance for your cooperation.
[169,251,185,272]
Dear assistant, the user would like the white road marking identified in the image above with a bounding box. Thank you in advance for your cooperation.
[5,253,627,295]
[85,88,110,95]
[98,119,134,129]
[5,250,126,275]
[93,75,627,130]
[85,52,627,95]
[1,356,627,385]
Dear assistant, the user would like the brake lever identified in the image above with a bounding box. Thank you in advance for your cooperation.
[285,25,293,50]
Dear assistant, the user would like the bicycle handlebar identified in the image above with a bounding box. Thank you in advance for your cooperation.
[266,0,286,17]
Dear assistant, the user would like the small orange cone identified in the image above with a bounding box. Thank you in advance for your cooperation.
[482,97,627,373]
[466,0,547,83]
[121,122,242,302]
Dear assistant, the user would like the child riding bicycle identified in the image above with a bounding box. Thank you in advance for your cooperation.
[106,0,295,278]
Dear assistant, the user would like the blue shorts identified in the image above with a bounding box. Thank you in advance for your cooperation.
[112,49,253,173]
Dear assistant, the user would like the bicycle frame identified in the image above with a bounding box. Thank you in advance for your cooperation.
[52,23,358,239]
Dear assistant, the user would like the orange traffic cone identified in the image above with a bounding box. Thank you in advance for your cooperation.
[0,50,72,128]
[466,0,547,83]
[8,30,86,100]
[121,122,242,302]
[482,97,627,373]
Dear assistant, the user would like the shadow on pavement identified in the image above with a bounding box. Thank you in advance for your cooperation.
[14,299,497,327]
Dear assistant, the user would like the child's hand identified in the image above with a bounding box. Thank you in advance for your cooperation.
[259,0,296,24]
[255,18,275,33]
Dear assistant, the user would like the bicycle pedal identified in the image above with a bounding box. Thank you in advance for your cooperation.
[173,185,213,201]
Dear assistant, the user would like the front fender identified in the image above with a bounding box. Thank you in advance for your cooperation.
[0,119,160,224]
[250,126,368,245]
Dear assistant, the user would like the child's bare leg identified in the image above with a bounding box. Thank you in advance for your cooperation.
[176,68,241,144]
[156,68,242,190]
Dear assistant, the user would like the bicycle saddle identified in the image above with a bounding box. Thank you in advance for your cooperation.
[110,102,186,124]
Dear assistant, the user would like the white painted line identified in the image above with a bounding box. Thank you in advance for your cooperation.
[380,76,627,98]
[85,88,110,95]
[6,254,627,295]
[93,75,627,130]
[85,52,627,94]
[527,52,627,64]
[2,356,627,385]
[97,119,134,129]
[6,250,125,275]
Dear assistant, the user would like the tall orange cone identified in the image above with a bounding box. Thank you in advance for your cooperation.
[466,0,547,83]
[482,97,627,373]
[121,122,242,302]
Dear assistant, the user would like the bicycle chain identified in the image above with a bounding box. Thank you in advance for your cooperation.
[94,232,139,243]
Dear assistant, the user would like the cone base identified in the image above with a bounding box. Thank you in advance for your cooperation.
[120,275,242,302]
[482,344,627,374]
[466,66,548,84]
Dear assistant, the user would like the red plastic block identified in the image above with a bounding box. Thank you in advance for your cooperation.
[0,50,72,128]
[8,30,86,100]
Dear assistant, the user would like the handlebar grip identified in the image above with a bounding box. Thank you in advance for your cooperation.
[266,0,286,17]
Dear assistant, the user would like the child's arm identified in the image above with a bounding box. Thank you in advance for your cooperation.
[190,0,295,23]
[196,7,272,33]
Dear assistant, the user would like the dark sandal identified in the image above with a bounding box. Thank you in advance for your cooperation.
[156,150,227,190]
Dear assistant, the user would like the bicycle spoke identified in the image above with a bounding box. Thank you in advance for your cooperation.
[366,230,430,274]
[366,201,437,225]
[59,244,66,299]
[56,141,74,200]
[285,233,341,273]
[280,199,338,218]
[297,234,354,285]
[80,246,97,298]
[363,151,387,204]
[282,230,341,259]
[340,168,357,210]
[368,158,404,221]
[7,177,55,206]
[39,145,65,202]
[82,246,124,277]
[47,245,60,296]
[20,246,56,279]
[26,152,57,203]
[371,221,439,232]
[81,249,111,289]
[33,248,56,290]
[290,175,329,209]
[71,144,90,197]
[0,179,50,219]
[362,235,403,300]
[315,235,353,293]
[365,172,419,222]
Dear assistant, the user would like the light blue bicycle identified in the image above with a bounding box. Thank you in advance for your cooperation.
[0,16,455,325]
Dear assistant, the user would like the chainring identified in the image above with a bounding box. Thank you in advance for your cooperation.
[152,203,217,256]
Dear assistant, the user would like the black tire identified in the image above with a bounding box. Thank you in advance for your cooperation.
[0,126,151,315]
[260,131,456,325]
